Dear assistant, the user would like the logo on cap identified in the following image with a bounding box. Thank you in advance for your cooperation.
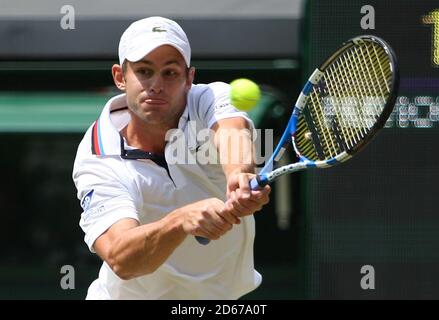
[152,26,167,32]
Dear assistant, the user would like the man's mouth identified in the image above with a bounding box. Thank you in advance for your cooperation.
[144,98,167,105]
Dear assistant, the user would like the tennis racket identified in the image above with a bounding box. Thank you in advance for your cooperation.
[196,35,399,245]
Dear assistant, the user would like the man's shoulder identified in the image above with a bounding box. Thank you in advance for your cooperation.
[72,136,125,183]
[188,82,231,111]
[73,125,116,170]
[190,82,231,96]
[75,122,95,158]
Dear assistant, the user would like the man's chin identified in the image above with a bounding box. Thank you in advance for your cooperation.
[137,113,169,126]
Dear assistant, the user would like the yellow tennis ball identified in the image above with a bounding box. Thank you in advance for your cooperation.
[230,78,261,111]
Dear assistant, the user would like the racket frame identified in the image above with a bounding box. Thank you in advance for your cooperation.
[251,35,399,189]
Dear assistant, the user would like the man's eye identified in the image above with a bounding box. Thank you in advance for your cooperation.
[137,69,152,76]
[164,70,178,77]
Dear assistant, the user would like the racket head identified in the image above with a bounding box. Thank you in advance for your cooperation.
[254,35,399,188]
[293,35,399,163]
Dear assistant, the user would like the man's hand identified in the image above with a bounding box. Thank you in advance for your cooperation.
[225,171,271,218]
[212,118,271,218]
[180,198,241,241]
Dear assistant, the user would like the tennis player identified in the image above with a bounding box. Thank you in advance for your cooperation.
[72,16,271,299]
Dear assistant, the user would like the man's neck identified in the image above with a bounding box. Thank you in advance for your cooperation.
[121,120,171,155]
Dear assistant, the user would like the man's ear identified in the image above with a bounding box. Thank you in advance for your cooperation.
[112,64,126,91]
[187,66,196,87]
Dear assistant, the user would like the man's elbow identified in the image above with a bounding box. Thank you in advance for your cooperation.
[109,261,136,280]
[107,252,157,280]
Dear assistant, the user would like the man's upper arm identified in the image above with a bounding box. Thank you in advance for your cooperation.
[93,218,140,262]
[73,157,140,253]
[197,82,254,130]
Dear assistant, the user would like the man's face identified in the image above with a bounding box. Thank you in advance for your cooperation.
[122,45,194,128]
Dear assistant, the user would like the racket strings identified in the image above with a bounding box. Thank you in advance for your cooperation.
[294,79,349,161]
[330,47,377,138]
[295,115,322,161]
[355,45,391,110]
[310,86,340,156]
[336,50,374,141]
[343,50,377,132]
[327,58,364,146]
[352,44,392,128]
[295,40,393,160]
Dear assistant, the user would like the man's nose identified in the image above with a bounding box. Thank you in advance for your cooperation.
[148,75,163,94]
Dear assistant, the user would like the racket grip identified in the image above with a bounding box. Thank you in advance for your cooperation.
[249,177,262,190]
[195,236,210,245]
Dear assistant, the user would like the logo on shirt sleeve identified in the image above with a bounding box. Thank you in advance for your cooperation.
[215,103,233,111]
[80,189,94,211]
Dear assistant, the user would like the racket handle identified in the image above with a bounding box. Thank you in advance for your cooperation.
[249,177,262,190]
[195,236,210,245]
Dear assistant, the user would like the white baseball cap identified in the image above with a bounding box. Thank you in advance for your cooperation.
[118,16,191,67]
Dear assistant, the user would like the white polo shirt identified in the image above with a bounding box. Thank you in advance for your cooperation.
[72,82,262,300]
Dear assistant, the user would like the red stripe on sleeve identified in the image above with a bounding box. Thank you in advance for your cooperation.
[92,121,101,155]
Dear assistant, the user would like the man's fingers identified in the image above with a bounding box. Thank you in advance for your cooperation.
[227,186,271,217]
[197,218,231,240]
[182,197,240,240]
[249,191,270,206]
[219,205,241,225]
[238,174,251,198]
[228,190,254,215]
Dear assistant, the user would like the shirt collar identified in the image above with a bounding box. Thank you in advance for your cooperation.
[91,93,129,156]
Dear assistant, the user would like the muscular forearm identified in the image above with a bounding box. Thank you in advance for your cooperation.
[106,211,187,280]
[213,118,256,179]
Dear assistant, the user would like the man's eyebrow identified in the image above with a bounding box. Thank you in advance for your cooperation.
[164,60,181,66]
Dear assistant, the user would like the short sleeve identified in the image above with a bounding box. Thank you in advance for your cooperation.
[73,156,140,253]
[198,82,254,129]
